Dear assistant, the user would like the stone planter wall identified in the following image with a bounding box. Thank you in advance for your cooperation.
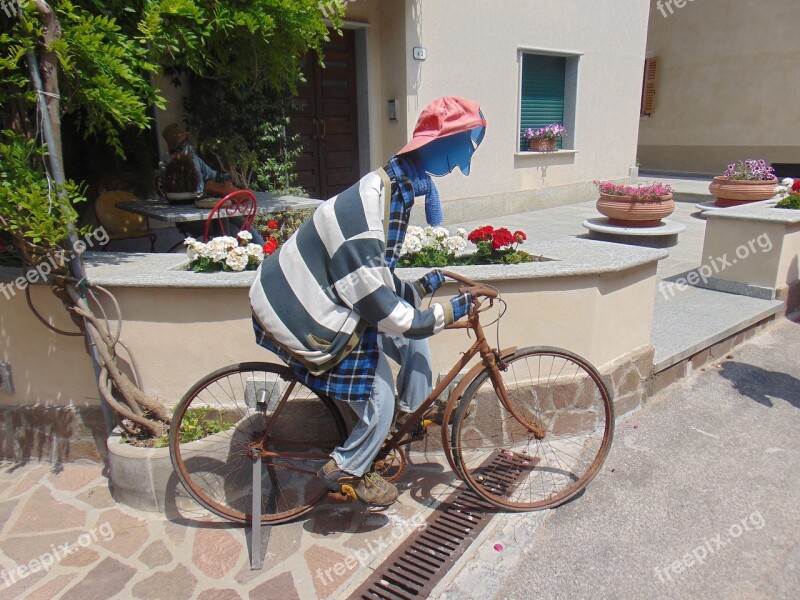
[1,238,667,464]
[700,200,800,312]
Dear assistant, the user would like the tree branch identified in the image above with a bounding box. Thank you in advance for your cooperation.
[31,0,63,167]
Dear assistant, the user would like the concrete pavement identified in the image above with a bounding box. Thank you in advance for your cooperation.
[479,314,800,600]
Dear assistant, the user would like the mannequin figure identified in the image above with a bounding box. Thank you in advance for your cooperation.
[250,97,487,507]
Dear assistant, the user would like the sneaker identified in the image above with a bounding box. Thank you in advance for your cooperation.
[318,459,399,507]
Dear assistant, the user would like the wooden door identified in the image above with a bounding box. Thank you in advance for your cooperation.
[290,30,360,199]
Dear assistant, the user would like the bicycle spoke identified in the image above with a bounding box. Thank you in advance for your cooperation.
[451,348,613,510]
[170,363,346,525]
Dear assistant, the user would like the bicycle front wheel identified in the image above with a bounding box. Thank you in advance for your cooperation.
[170,362,347,524]
[451,347,614,511]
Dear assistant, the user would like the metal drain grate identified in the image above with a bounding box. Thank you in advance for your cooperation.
[352,451,523,599]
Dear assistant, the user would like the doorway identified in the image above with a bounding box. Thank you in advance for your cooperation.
[289,29,361,199]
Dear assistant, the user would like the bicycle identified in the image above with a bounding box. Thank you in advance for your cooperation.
[169,271,614,524]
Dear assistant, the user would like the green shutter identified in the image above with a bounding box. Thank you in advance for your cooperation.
[520,54,566,149]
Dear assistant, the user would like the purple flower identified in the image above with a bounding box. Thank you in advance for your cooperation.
[723,159,776,181]
[524,122,567,140]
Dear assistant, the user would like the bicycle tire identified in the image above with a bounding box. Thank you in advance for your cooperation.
[450,346,614,511]
[169,362,347,525]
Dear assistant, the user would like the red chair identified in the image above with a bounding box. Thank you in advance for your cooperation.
[202,190,258,242]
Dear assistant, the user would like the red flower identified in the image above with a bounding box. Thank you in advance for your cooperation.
[491,228,514,250]
[513,230,527,243]
[792,180,800,193]
[263,238,279,255]
[266,219,279,230]
[468,225,494,243]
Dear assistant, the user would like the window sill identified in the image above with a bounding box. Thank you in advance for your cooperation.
[515,149,579,158]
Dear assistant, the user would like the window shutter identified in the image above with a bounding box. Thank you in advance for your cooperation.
[641,57,658,116]
[520,54,566,149]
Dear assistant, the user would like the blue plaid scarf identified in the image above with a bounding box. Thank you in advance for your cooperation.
[389,154,443,226]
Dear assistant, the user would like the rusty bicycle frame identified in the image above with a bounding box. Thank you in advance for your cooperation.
[244,270,545,478]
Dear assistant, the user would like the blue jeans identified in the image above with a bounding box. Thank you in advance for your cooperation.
[331,334,432,476]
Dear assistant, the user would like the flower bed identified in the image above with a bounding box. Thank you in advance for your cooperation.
[775,178,800,210]
[185,231,264,272]
[399,226,541,267]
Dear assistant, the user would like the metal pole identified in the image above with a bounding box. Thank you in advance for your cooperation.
[24,49,116,436]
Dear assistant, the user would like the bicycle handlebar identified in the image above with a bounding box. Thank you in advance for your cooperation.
[441,270,499,299]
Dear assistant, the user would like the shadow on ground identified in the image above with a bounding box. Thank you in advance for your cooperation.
[719,361,800,409]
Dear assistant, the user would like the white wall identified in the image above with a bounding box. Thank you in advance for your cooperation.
[397,0,650,202]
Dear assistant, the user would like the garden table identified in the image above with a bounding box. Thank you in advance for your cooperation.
[116,192,321,224]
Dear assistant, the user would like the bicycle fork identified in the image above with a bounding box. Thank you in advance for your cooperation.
[487,350,547,440]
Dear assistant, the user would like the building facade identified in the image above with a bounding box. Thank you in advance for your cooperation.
[156,0,650,219]
[638,0,800,175]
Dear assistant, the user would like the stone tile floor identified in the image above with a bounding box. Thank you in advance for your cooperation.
[0,452,463,600]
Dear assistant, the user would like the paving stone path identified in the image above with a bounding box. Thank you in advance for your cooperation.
[0,456,459,599]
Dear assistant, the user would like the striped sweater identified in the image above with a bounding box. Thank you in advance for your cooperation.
[249,166,456,376]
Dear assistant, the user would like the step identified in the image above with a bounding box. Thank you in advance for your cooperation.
[651,284,783,372]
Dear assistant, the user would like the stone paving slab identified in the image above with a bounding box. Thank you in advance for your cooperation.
[0,448,465,600]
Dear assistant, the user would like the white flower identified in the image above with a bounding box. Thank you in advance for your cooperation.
[245,243,264,259]
[445,236,467,253]
[781,177,795,187]
[402,236,423,254]
[225,246,249,271]
[456,228,467,239]
[432,226,449,240]
[775,185,788,197]
[406,226,425,239]
[237,230,253,242]
[184,237,204,260]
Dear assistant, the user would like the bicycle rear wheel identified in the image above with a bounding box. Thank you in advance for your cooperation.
[450,347,614,511]
[170,362,347,524]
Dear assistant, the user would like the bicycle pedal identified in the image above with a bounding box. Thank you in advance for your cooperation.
[327,490,354,503]
[340,484,359,501]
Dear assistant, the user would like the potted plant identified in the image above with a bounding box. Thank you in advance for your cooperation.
[524,123,566,152]
[161,154,201,203]
[775,178,800,210]
[595,181,675,227]
[709,160,779,207]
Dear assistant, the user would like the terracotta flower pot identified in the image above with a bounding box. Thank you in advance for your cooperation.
[709,176,779,207]
[528,138,558,152]
[596,193,675,227]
